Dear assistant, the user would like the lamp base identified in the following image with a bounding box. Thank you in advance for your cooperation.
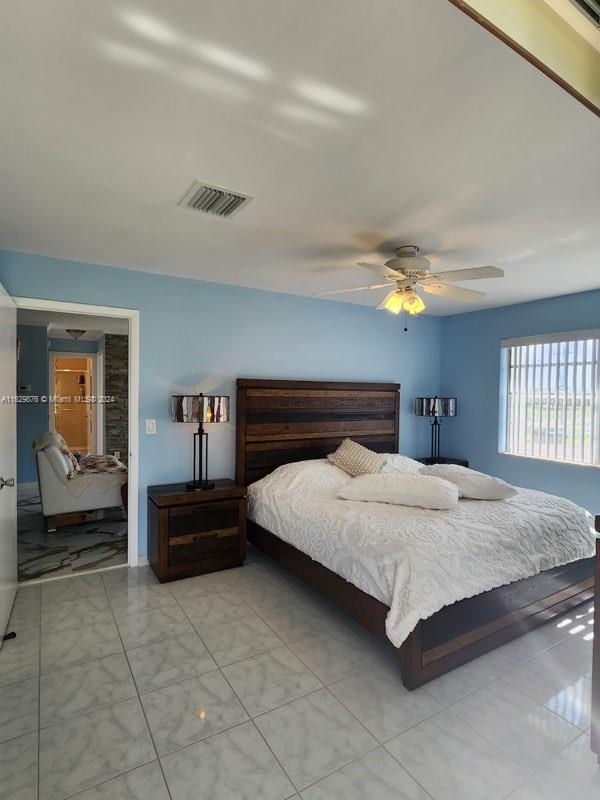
[185,480,215,492]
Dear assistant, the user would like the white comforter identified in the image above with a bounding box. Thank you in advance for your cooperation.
[248,459,596,648]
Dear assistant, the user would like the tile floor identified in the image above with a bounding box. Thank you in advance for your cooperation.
[0,550,598,800]
[18,485,127,581]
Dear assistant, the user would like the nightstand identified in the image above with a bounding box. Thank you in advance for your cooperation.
[418,457,469,467]
[147,480,246,582]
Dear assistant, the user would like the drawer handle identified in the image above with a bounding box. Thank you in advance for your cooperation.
[191,532,218,542]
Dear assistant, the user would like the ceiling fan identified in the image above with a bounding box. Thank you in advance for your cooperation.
[316,246,504,315]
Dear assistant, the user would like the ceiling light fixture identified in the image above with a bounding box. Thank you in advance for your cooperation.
[383,289,426,316]
[402,289,426,315]
[315,245,502,314]
[383,292,404,315]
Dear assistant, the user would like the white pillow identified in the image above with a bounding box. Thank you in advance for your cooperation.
[381,454,423,474]
[337,473,459,510]
[420,464,517,500]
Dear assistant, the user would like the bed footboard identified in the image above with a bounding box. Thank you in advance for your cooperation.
[403,556,594,688]
[248,520,595,690]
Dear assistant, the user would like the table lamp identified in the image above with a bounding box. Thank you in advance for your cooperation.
[171,394,230,490]
[415,396,457,461]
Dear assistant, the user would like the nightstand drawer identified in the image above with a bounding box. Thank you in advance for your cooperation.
[168,501,238,537]
[169,530,239,568]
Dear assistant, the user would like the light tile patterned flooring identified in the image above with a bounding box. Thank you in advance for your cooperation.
[0,549,598,799]
[18,486,127,582]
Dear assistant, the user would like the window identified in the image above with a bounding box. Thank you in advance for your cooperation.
[500,331,600,466]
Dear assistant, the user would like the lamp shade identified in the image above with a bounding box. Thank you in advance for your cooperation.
[171,394,230,424]
[402,291,426,316]
[415,396,457,418]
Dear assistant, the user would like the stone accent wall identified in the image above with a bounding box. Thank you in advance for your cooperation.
[104,334,128,464]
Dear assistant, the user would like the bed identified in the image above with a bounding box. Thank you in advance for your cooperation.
[236,378,596,689]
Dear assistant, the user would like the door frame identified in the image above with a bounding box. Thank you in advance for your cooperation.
[14,297,140,568]
[48,350,99,454]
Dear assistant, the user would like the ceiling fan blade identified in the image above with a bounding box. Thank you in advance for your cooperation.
[376,289,399,310]
[314,283,389,297]
[357,262,402,279]
[421,283,485,301]
[425,266,503,282]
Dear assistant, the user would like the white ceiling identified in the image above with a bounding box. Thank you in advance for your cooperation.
[1,0,598,316]
[17,308,128,335]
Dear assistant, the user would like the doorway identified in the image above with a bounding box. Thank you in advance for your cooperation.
[14,298,139,580]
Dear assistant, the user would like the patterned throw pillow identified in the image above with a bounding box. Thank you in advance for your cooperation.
[327,438,386,477]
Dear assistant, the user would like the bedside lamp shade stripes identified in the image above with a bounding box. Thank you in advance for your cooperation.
[171,395,229,424]
[171,394,230,491]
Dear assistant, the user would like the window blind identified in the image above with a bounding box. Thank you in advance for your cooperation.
[501,331,600,466]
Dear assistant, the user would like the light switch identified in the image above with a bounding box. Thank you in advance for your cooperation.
[145,418,157,435]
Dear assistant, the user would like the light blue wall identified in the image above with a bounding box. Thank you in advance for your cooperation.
[1,250,442,555]
[440,289,600,513]
[16,325,49,483]
[49,338,99,353]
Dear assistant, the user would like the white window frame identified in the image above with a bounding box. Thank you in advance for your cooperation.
[499,329,600,468]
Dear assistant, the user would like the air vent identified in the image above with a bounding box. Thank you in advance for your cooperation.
[570,0,600,27]
[177,181,253,218]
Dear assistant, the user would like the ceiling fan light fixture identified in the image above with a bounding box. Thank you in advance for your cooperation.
[402,289,426,316]
[323,244,503,313]
[383,292,404,315]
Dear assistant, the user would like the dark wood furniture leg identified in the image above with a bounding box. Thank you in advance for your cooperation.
[591,520,600,763]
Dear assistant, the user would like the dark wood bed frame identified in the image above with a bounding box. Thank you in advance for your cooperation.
[236,378,596,689]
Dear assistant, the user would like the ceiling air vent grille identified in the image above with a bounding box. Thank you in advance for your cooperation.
[570,0,600,26]
[177,181,253,218]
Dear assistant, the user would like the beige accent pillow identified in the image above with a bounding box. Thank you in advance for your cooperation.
[327,438,386,477]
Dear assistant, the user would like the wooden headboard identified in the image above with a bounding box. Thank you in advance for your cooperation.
[236,378,400,486]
